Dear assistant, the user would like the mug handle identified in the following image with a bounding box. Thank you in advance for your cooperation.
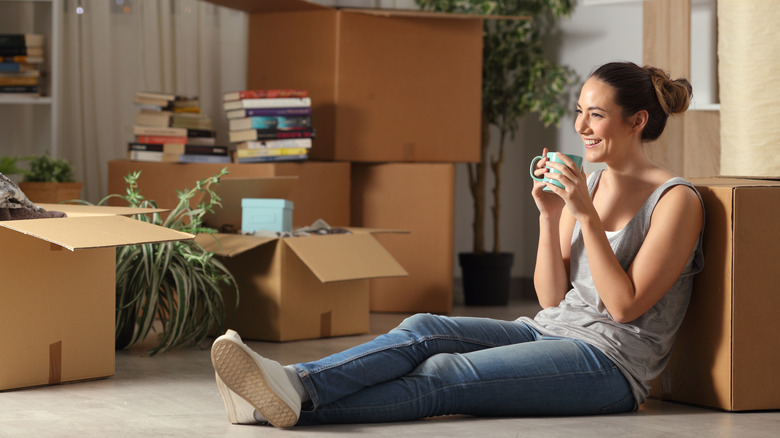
[529,156,546,182]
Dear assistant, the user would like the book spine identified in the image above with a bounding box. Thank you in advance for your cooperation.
[226,107,312,119]
[236,154,309,164]
[236,147,309,158]
[224,89,308,101]
[0,85,39,93]
[135,135,187,144]
[0,55,43,63]
[177,154,232,164]
[186,128,216,138]
[230,129,315,143]
[183,145,229,156]
[0,47,31,56]
[236,138,313,150]
[133,125,187,137]
[230,115,312,131]
[224,97,311,111]
[0,35,25,46]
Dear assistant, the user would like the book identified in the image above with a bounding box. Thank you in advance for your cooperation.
[235,147,310,159]
[186,136,217,146]
[229,128,316,143]
[135,91,177,101]
[235,138,313,150]
[0,46,43,57]
[171,113,212,130]
[134,135,187,144]
[226,107,312,119]
[0,62,38,73]
[128,150,231,164]
[135,110,172,127]
[0,55,43,64]
[223,97,311,111]
[186,128,216,138]
[0,76,39,86]
[128,142,229,156]
[133,125,187,137]
[235,154,309,164]
[0,85,39,94]
[223,89,308,101]
[229,115,312,132]
[0,34,44,47]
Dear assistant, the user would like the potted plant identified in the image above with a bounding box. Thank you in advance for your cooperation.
[16,153,83,204]
[87,169,238,354]
[415,0,576,305]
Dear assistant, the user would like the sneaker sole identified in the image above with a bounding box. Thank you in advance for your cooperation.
[211,338,298,428]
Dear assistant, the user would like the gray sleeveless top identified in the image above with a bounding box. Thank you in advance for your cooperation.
[519,169,705,408]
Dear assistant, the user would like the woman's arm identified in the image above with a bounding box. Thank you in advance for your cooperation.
[578,185,703,323]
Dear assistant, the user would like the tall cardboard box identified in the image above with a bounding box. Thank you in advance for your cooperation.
[0,204,192,391]
[650,177,780,411]
[351,163,455,313]
[107,160,350,228]
[204,0,483,163]
[195,178,408,342]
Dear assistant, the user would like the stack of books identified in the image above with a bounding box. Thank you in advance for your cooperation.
[129,91,230,163]
[224,89,314,163]
[0,34,44,97]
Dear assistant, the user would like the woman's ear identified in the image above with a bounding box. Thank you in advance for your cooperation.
[632,110,649,132]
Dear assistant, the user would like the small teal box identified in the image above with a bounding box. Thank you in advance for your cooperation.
[241,198,294,233]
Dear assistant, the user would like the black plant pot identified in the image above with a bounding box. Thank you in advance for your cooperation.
[459,252,514,306]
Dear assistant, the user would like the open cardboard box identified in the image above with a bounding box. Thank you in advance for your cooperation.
[650,176,780,411]
[203,0,518,163]
[0,204,193,391]
[196,177,407,341]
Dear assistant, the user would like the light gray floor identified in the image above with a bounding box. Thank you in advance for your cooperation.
[2,300,780,437]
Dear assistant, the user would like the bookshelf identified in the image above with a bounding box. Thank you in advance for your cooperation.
[0,0,61,157]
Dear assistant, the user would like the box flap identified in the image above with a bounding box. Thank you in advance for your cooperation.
[35,203,169,217]
[284,233,407,283]
[0,215,193,251]
[194,232,277,257]
[202,0,526,20]
[204,177,298,232]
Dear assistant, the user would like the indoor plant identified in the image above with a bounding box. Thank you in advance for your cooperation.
[415,0,576,305]
[89,169,237,354]
[16,153,83,203]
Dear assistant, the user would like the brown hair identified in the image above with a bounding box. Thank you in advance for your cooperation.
[590,62,692,141]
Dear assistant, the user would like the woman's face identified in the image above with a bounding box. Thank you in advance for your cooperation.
[574,78,638,164]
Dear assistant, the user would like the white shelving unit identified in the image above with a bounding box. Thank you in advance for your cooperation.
[0,0,61,158]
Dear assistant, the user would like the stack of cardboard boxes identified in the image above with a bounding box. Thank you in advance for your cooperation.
[109,0,486,341]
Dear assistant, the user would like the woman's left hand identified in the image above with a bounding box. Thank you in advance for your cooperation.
[542,155,593,220]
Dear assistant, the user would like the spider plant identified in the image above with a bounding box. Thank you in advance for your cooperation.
[90,168,237,355]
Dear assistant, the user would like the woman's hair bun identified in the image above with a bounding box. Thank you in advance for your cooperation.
[644,65,693,115]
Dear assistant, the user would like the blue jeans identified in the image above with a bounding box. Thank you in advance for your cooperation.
[292,314,634,425]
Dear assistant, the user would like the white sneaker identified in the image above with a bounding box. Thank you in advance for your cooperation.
[211,330,301,428]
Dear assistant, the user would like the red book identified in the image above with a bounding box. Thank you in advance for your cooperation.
[223,89,308,101]
[135,135,187,144]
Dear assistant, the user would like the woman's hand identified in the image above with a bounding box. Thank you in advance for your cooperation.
[542,153,594,221]
[531,148,565,219]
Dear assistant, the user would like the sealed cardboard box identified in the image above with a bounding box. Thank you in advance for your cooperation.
[650,177,780,411]
[195,178,407,341]
[107,160,350,228]
[351,163,455,313]
[204,0,483,163]
[0,204,192,391]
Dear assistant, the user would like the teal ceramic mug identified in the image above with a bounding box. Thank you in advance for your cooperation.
[529,152,584,191]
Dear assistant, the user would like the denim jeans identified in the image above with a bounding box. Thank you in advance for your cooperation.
[293,313,634,425]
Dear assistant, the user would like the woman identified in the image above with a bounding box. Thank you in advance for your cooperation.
[210,61,704,428]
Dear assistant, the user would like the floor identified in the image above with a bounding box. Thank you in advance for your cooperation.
[2,299,780,437]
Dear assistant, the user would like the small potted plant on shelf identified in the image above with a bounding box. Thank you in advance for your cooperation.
[17,153,83,204]
[415,0,576,305]
[86,168,237,354]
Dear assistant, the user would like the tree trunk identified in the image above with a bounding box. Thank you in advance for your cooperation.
[491,129,506,253]
[469,111,491,254]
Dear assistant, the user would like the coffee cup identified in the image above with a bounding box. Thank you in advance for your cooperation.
[530,152,584,191]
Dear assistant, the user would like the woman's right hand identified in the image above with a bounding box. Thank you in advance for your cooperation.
[531,147,565,219]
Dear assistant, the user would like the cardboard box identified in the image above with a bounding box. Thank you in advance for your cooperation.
[195,178,407,341]
[107,160,350,228]
[351,163,454,313]
[205,0,484,163]
[650,177,780,411]
[0,204,192,391]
